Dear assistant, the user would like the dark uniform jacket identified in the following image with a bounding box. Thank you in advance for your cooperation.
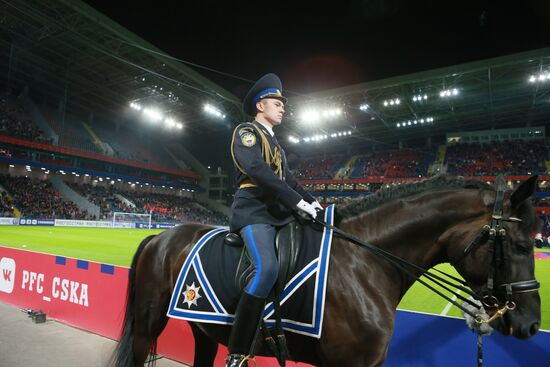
[230,120,315,231]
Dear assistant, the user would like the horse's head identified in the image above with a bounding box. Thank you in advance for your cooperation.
[446,175,541,339]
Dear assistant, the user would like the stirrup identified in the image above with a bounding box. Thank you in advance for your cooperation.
[225,354,256,367]
[240,355,256,367]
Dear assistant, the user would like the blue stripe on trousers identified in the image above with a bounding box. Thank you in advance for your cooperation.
[245,225,262,295]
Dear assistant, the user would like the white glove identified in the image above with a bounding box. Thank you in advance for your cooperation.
[296,199,317,219]
[311,201,323,211]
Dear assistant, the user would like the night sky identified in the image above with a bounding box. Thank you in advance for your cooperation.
[86,0,550,99]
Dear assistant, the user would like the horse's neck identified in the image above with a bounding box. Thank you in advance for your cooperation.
[339,189,486,298]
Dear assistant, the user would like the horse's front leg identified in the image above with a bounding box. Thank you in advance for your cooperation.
[316,299,394,367]
[190,322,219,367]
[318,325,392,366]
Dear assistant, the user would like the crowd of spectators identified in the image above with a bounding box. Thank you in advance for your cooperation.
[0,191,14,217]
[292,140,548,180]
[0,97,51,144]
[352,149,433,178]
[68,183,129,215]
[293,155,347,180]
[0,146,12,158]
[446,141,548,176]
[69,182,228,225]
[293,149,434,180]
[0,174,228,225]
[0,175,89,219]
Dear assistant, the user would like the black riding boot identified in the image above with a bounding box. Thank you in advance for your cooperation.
[226,292,266,367]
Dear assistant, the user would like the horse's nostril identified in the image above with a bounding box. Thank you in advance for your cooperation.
[530,323,540,336]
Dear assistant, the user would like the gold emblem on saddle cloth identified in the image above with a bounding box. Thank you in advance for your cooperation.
[183,282,202,308]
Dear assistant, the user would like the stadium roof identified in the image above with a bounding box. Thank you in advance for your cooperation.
[284,47,550,151]
[1,2,549,150]
[0,0,245,134]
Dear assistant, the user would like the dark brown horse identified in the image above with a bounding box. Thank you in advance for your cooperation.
[112,175,541,367]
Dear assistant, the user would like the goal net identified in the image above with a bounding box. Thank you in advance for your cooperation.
[112,211,152,229]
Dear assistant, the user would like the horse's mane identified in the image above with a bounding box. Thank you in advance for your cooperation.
[338,174,494,219]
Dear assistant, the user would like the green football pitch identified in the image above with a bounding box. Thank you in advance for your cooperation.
[1,225,548,331]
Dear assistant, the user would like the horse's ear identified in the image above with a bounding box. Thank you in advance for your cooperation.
[511,175,538,208]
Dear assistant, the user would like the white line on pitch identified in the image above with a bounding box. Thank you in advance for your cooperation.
[439,290,461,316]
[42,296,51,302]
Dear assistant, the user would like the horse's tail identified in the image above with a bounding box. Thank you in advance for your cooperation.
[111,234,156,367]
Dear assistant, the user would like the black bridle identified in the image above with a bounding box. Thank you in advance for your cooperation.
[453,185,540,313]
[313,184,540,322]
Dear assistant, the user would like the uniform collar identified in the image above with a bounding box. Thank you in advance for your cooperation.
[254,120,275,137]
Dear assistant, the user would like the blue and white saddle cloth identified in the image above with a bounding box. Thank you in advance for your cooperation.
[167,205,335,338]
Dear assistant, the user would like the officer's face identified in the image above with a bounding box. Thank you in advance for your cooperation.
[258,98,285,126]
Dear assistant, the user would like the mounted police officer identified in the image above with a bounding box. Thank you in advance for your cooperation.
[226,73,321,367]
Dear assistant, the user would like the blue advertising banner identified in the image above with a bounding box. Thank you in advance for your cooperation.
[18,218,55,226]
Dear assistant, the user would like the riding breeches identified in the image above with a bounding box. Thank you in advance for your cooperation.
[240,223,279,298]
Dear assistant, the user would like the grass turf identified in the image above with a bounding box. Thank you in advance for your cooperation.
[0,225,548,330]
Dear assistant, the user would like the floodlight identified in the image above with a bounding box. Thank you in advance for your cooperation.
[204,103,225,119]
[130,102,142,111]
[165,118,177,128]
[143,108,163,122]
[300,110,320,123]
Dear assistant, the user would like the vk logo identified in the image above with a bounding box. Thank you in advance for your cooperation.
[0,257,16,294]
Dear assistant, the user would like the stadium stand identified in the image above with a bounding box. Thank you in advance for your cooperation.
[0,146,11,158]
[446,141,548,176]
[351,149,435,178]
[90,123,180,168]
[293,140,548,181]
[0,175,89,219]
[293,154,348,180]
[67,183,130,216]
[2,88,548,230]
[39,105,102,154]
[68,182,228,225]
[0,191,14,217]
[0,96,51,144]
[0,95,187,174]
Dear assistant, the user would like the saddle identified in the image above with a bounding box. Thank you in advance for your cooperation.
[224,220,303,296]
